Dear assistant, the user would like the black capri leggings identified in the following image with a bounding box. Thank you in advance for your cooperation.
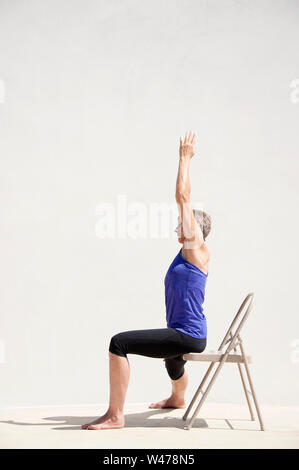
[109,327,206,381]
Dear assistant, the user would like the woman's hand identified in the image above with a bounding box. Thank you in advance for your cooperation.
[179,130,197,159]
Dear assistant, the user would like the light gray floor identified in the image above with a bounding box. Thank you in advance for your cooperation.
[0,402,299,449]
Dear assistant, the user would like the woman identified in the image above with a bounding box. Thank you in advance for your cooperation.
[82,130,211,430]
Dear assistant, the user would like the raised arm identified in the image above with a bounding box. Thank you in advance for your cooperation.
[175,130,204,249]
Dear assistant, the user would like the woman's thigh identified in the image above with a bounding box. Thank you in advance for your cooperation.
[109,327,206,359]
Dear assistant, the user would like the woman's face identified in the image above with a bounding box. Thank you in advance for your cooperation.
[175,216,200,244]
[174,218,185,243]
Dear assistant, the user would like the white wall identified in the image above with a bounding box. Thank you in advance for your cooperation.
[0,0,298,408]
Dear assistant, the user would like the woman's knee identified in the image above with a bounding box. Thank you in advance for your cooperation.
[109,333,127,358]
[165,356,186,381]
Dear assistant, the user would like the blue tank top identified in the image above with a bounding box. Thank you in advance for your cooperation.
[164,248,208,339]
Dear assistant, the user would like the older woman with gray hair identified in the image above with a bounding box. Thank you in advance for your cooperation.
[82,130,211,430]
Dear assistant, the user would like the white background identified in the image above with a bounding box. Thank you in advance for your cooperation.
[0,0,298,408]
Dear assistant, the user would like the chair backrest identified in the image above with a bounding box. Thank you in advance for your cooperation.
[218,293,255,354]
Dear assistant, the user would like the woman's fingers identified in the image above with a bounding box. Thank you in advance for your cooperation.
[183,130,195,144]
[184,130,189,143]
[180,131,196,151]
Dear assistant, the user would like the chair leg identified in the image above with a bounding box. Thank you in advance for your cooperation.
[239,342,265,431]
[184,359,227,430]
[237,363,255,421]
[233,334,254,421]
[182,362,215,422]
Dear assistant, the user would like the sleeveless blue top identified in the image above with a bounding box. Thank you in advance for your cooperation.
[164,248,208,339]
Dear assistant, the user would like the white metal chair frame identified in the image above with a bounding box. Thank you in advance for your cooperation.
[182,292,265,431]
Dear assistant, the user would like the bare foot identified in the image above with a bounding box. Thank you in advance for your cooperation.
[82,411,109,429]
[82,413,125,430]
[149,396,186,409]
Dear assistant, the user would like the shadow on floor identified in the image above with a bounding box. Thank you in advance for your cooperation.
[0,408,257,431]
[0,409,206,430]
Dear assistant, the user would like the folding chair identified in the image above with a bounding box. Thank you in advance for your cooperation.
[182,292,265,431]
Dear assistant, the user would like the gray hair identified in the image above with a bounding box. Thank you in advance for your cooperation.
[192,209,212,241]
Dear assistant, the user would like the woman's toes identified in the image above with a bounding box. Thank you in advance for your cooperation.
[86,418,124,430]
[82,423,91,429]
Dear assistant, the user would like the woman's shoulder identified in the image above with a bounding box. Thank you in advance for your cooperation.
[181,243,210,273]
[183,241,210,257]
[201,242,210,260]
